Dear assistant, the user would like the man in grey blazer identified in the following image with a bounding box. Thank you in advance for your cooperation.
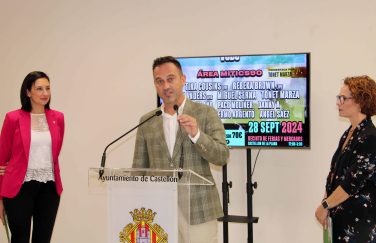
[133,56,229,243]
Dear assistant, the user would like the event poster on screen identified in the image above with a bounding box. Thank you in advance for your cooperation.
[177,53,310,148]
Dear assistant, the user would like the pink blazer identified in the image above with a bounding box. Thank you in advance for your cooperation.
[0,109,65,199]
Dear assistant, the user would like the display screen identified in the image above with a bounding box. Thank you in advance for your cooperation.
[158,53,310,148]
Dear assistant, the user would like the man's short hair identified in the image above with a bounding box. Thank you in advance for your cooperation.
[152,56,183,74]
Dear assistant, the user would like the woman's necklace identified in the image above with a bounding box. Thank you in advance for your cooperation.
[342,128,355,151]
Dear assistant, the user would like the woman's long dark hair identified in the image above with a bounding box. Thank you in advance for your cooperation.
[20,71,51,112]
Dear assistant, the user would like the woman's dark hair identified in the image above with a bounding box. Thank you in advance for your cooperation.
[20,71,51,111]
[344,75,376,116]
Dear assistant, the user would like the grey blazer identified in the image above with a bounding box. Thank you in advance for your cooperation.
[133,98,229,224]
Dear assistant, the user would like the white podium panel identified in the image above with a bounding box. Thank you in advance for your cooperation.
[89,168,213,243]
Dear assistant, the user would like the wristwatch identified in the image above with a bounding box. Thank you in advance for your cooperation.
[321,200,329,209]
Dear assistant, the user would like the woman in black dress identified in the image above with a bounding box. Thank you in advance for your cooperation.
[316,75,376,242]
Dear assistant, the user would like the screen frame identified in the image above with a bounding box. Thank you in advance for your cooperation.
[156,52,311,149]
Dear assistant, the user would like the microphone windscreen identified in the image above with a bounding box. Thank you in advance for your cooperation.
[173,105,179,112]
[155,110,162,116]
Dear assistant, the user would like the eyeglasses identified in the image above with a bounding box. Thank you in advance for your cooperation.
[336,95,353,104]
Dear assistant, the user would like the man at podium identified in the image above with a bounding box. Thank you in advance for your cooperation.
[132,56,229,243]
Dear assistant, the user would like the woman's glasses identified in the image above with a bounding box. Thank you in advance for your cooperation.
[336,95,353,104]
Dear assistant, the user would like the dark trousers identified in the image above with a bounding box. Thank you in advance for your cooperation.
[3,181,60,243]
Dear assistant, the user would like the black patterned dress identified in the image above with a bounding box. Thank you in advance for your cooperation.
[326,118,376,242]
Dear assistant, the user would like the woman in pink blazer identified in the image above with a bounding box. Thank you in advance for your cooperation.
[0,71,65,243]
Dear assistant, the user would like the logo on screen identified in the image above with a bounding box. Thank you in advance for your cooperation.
[220,56,240,62]
[119,207,168,243]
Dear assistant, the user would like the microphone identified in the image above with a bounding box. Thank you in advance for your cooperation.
[174,105,184,179]
[99,110,162,179]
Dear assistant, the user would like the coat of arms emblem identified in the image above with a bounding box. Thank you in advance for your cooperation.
[119,207,168,243]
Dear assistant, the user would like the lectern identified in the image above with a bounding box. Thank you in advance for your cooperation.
[89,168,213,243]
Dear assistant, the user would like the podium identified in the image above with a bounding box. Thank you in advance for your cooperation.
[88,168,214,243]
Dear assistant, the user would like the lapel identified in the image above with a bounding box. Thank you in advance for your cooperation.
[45,109,58,160]
[333,125,362,181]
[339,125,361,159]
[19,110,31,158]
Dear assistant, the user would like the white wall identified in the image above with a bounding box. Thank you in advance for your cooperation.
[0,0,375,242]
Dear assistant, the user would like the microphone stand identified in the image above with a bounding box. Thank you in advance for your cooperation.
[98,110,162,179]
[174,105,184,179]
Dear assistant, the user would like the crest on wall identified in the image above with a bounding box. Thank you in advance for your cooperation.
[119,207,168,243]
